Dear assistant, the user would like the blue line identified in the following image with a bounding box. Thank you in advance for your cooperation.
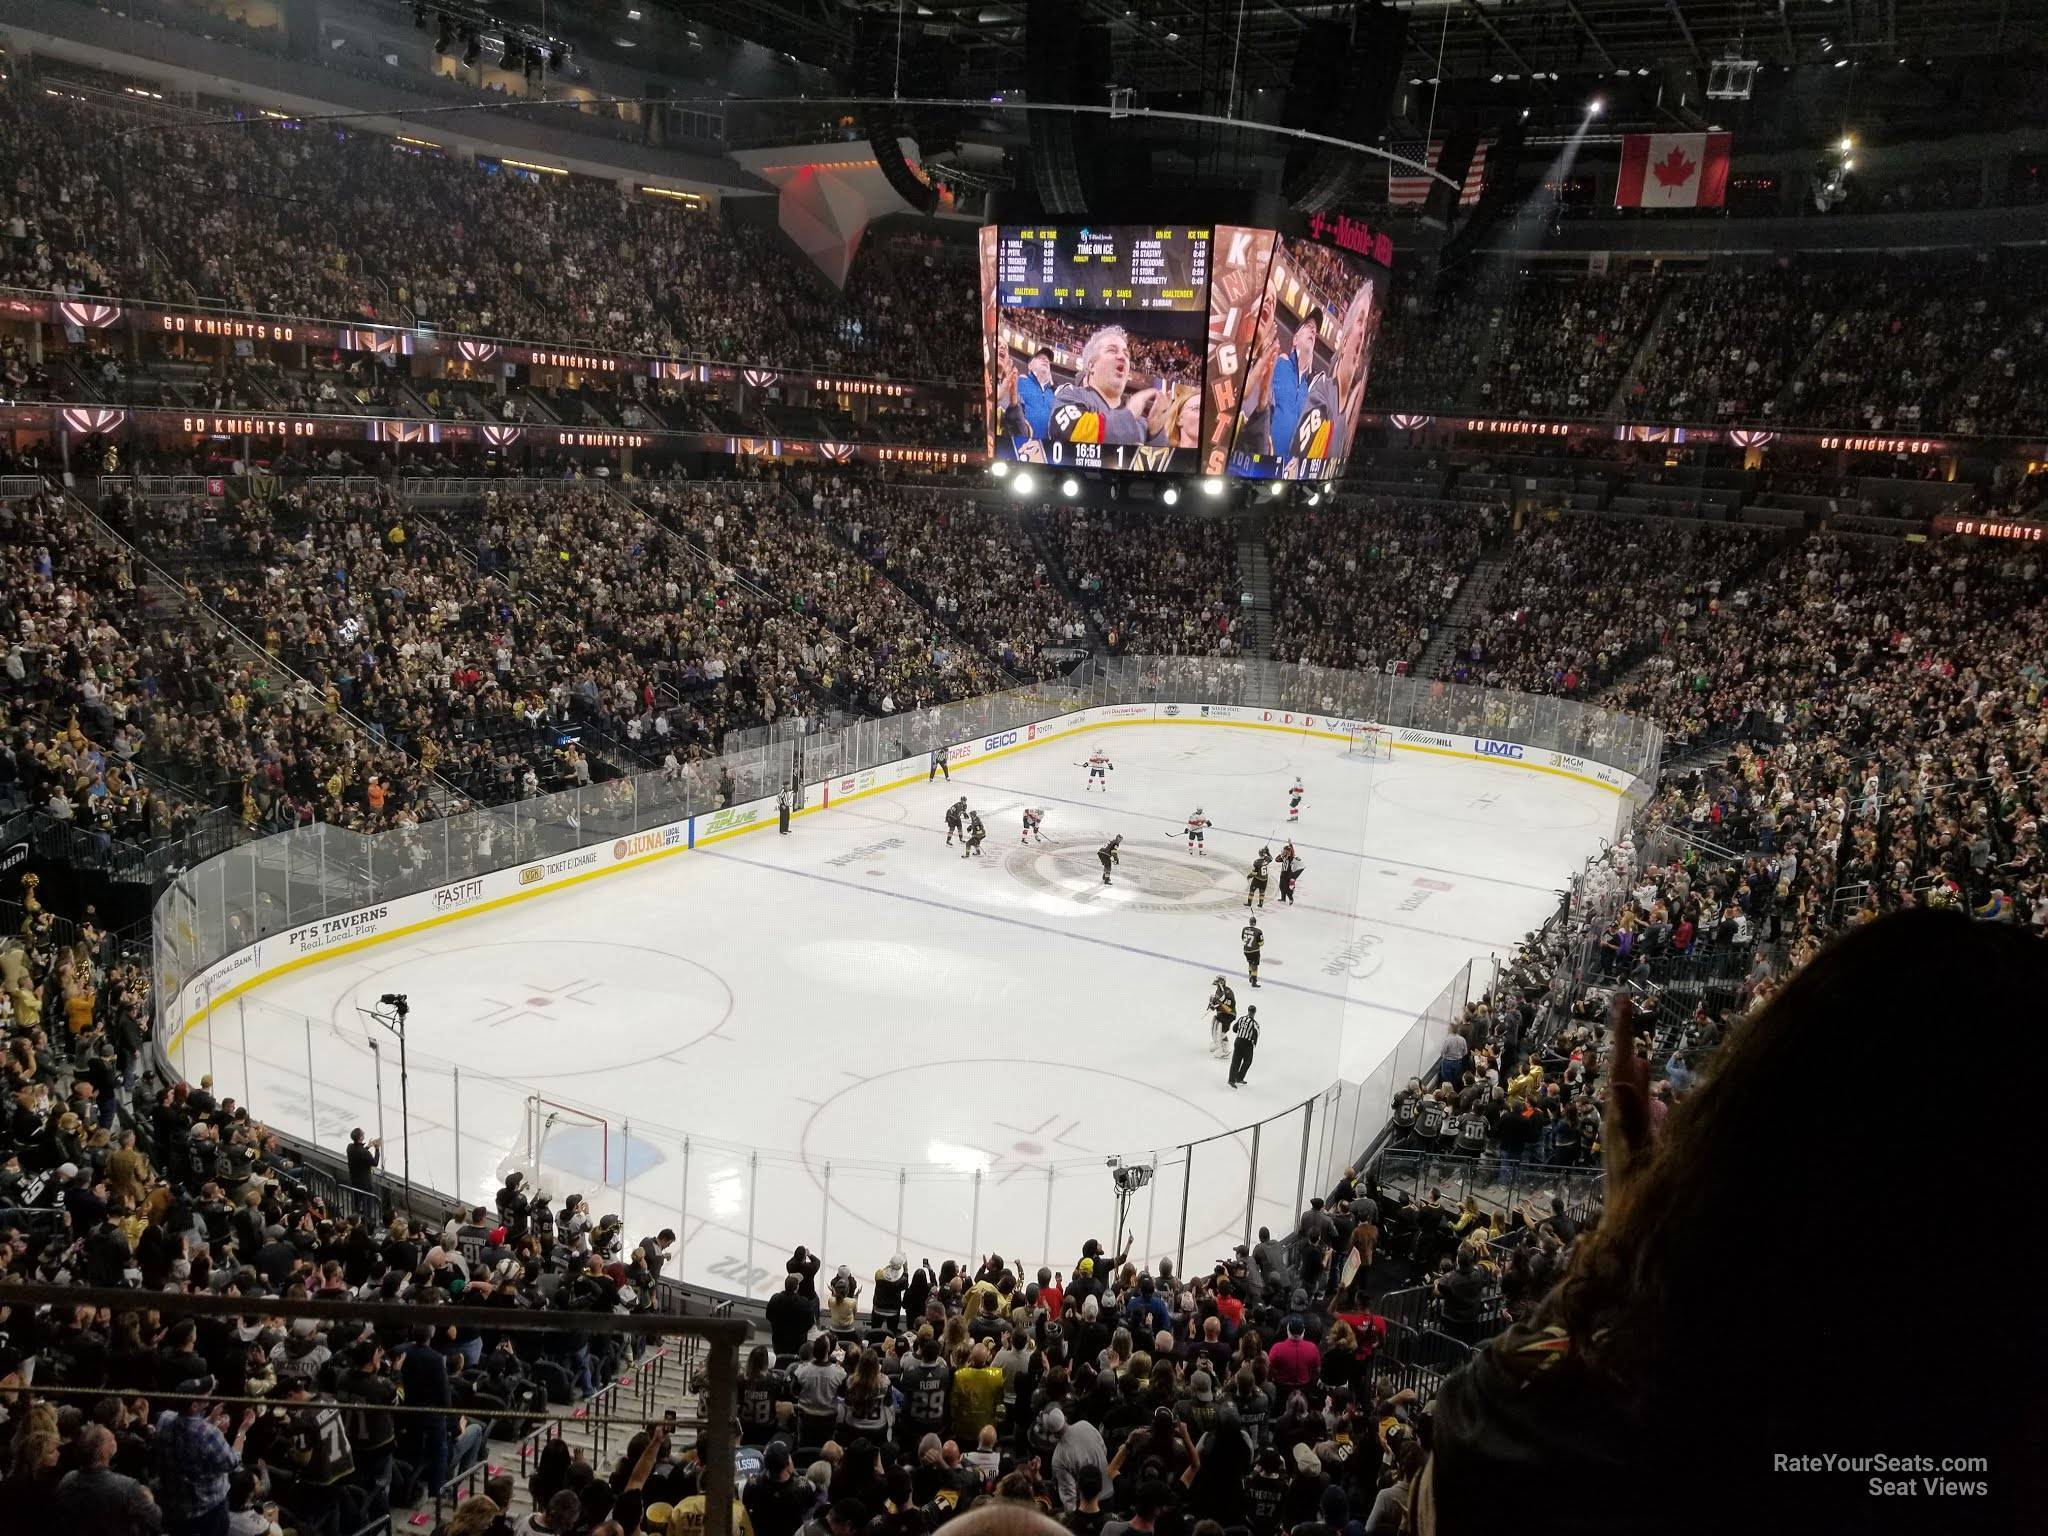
[962,776,1560,895]
[696,845,1418,1019]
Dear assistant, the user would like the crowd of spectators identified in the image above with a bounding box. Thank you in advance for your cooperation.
[1440,517,1778,697]
[1034,509,1244,656]
[1265,497,1497,674]
[1623,266,1832,424]
[5,488,429,844]
[1473,272,1661,419]
[826,482,1091,678]
[633,474,1019,718]
[0,911,679,1535]
[840,231,980,388]
[699,1194,1499,1536]
[1363,285,1494,412]
[0,90,968,382]
[1605,532,2046,930]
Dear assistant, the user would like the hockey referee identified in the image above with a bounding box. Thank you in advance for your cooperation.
[1228,1006,1260,1088]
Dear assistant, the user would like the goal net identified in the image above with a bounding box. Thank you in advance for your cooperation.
[1345,723,1394,761]
[525,1095,615,1190]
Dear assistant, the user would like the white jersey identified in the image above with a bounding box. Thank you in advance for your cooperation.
[1085,754,1114,773]
[1185,813,1213,836]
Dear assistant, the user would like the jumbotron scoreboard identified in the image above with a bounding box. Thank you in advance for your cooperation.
[992,226,1211,312]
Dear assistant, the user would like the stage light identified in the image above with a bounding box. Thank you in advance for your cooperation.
[1061,477,1080,498]
[1202,477,1224,497]
[1306,491,1321,506]
[1014,471,1036,496]
[1267,481,1286,498]
[989,460,1009,479]
[1839,134,1854,151]
[1162,486,1179,506]
[1587,97,1604,116]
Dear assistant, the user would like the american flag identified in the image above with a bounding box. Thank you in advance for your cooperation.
[1388,139,1488,207]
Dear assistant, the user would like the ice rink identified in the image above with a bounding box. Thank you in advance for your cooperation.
[193,724,1617,1294]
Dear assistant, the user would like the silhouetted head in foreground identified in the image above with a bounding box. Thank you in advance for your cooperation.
[1421,910,2046,1536]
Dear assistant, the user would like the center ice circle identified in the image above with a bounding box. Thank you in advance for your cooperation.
[1004,839,1246,913]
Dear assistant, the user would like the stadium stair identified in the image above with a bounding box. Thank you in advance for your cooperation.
[1413,550,1510,677]
[1235,523,1274,658]
[71,482,472,812]
[412,1342,704,1529]
[1603,281,1684,421]
[1024,518,1110,653]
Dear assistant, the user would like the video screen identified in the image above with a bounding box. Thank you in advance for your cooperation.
[1199,225,1280,477]
[983,225,1211,473]
[1221,235,1384,482]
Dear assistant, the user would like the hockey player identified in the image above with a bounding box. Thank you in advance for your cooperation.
[1079,748,1114,791]
[1228,1006,1260,1088]
[1278,842,1304,905]
[1208,976,1237,1059]
[1098,834,1122,885]
[944,797,968,846]
[1241,914,1265,987]
[1287,777,1305,823]
[962,811,987,859]
[1021,807,1046,844]
[1185,807,1213,855]
[1246,847,1272,908]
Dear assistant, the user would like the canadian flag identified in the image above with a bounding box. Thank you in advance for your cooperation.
[1615,132,1732,209]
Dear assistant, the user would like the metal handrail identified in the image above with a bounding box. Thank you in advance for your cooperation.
[78,482,476,813]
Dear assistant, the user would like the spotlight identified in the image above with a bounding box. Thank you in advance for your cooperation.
[1201,477,1224,498]
[1061,477,1080,498]
[990,460,1010,479]
[1306,491,1321,506]
[1162,486,1179,506]
[1587,97,1604,116]
[1014,470,1036,496]
[1833,57,1849,68]
[1267,481,1286,498]
[1839,134,1854,152]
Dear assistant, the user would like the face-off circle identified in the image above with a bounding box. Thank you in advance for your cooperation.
[796,1057,1249,1256]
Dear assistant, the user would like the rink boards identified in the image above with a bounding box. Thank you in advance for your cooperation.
[167,701,1639,1054]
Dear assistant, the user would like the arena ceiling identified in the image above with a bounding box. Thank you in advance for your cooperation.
[668,0,2043,101]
